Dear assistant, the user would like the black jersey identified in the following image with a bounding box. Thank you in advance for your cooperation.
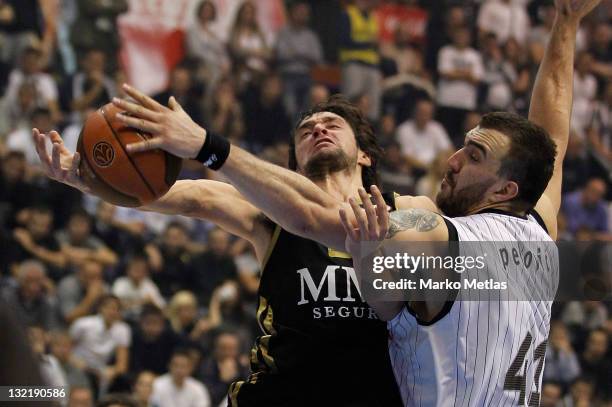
[229,193,403,407]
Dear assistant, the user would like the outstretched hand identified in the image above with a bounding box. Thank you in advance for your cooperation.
[112,84,206,159]
[554,0,601,23]
[339,185,389,259]
[32,128,89,192]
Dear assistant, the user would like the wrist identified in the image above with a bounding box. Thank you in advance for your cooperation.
[194,129,231,170]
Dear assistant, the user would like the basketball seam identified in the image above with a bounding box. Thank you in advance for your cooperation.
[100,108,157,198]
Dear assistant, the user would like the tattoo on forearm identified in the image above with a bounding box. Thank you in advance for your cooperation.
[387,209,440,237]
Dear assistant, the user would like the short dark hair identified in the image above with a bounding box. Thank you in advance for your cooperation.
[140,304,164,320]
[96,294,121,312]
[479,112,556,209]
[289,95,382,188]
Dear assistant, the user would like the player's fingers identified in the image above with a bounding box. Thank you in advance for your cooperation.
[51,142,62,173]
[32,129,52,167]
[126,137,164,153]
[70,152,80,174]
[371,185,389,239]
[47,130,63,144]
[359,187,379,239]
[122,83,166,111]
[116,113,163,134]
[168,96,184,112]
[348,197,368,241]
[339,207,359,242]
[112,97,161,122]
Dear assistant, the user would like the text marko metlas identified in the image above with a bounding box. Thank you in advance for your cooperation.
[359,240,560,302]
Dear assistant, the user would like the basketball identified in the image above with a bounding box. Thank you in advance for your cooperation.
[76,103,182,207]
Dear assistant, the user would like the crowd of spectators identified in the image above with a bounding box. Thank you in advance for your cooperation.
[0,0,610,406]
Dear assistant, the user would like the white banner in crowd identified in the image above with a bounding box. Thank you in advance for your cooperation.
[118,0,285,95]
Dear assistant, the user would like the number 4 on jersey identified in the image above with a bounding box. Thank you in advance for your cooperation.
[504,332,548,406]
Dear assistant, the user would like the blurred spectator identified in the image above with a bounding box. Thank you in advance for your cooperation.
[572,51,598,136]
[228,1,271,88]
[562,178,609,234]
[6,107,55,166]
[563,301,608,345]
[70,294,130,393]
[308,83,330,108]
[93,201,145,254]
[339,0,381,121]
[562,132,590,194]
[197,331,249,406]
[0,80,37,136]
[186,0,230,88]
[8,205,66,280]
[112,254,165,319]
[3,46,61,122]
[56,208,118,270]
[167,291,200,340]
[587,80,611,162]
[148,222,194,299]
[396,99,452,171]
[540,381,563,407]
[579,328,611,400]
[153,63,204,127]
[204,78,245,143]
[70,0,128,72]
[425,5,466,74]
[381,24,428,80]
[544,321,581,386]
[150,349,211,407]
[129,304,180,375]
[480,33,516,111]
[96,394,139,407]
[28,325,68,388]
[61,47,115,123]
[49,330,92,390]
[563,377,595,407]
[58,259,108,324]
[1,259,60,330]
[0,0,46,67]
[132,370,155,407]
[528,2,556,47]
[477,0,530,45]
[436,27,483,142]
[378,141,415,196]
[189,227,238,307]
[275,1,323,118]
[242,73,291,150]
[190,281,258,348]
[69,386,95,407]
[0,151,36,227]
[588,22,612,86]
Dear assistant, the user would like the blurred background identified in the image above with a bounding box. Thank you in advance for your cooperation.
[0,0,610,406]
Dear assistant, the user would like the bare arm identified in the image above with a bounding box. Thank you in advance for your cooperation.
[31,129,272,262]
[340,187,449,322]
[529,0,601,239]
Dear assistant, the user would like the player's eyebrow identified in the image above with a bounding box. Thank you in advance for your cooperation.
[297,116,342,131]
[465,140,487,157]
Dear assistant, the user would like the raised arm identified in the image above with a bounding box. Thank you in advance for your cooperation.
[31,129,272,261]
[110,89,351,250]
[529,0,601,239]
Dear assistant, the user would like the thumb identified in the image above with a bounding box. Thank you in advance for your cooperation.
[168,96,183,112]
[126,137,163,153]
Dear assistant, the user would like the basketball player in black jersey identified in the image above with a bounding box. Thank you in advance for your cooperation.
[33,96,405,405]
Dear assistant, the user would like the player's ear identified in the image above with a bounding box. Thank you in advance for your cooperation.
[493,180,519,203]
[357,150,372,168]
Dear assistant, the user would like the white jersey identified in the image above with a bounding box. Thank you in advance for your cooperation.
[388,210,559,407]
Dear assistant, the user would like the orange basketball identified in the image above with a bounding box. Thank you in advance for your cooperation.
[77,103,182,207]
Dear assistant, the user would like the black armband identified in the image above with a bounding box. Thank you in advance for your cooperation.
[195,131,231,170]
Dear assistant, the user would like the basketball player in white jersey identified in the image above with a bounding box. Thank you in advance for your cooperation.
[337,0,601,406]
